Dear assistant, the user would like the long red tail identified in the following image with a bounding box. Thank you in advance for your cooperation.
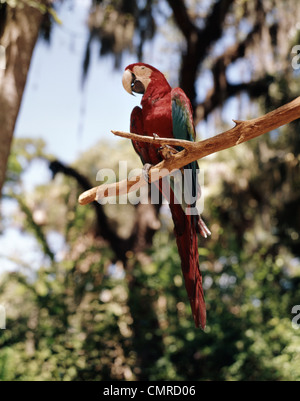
[168,201,206,329]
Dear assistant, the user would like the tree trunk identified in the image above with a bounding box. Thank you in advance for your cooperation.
[0,2,46,195]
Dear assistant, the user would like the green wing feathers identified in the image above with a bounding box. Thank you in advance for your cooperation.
[171,88,199,212]
[171,88,196,142]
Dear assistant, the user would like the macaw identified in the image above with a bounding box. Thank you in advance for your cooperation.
[122,63,210,329]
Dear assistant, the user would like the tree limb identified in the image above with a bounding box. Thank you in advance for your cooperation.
[194,15,270,124]
[78,96,300,205]
[167,0,197,40]
[111,130,196,150]
[49,160,127,262]
[195,76,274,123]
[167,0,234,107]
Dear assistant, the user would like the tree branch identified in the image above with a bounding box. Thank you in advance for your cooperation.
[195,76,274,123]
[167,0,196,40]
[111,130,195,149]
[78,96,300,205]
[194,18,269,123]
[167,0,234,107]
[49,160,126,262]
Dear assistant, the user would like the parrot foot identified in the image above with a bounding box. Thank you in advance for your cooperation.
[142,163,153,183]
[158,144,178,160]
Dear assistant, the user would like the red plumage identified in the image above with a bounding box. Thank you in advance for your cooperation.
[125,63,209,329]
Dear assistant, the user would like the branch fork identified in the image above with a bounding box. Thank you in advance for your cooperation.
[78,96,300,206]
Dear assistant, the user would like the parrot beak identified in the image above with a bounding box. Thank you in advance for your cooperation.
[122,69,134,95]
[122,69,146,95]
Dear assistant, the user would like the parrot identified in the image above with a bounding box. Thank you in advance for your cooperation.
[122,63,211,329]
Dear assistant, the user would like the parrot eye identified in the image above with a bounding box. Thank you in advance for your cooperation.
[131,73,136,89]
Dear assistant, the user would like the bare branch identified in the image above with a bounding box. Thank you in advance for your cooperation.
[167,0,196,40]
[194,19,270,123]
[78,96,300,205]
[168,0,234,106]
[195,76,273,123]
[49,160,128,262]
[111,130,195,150]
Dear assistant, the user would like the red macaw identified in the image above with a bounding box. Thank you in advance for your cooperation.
[122,63,210,329]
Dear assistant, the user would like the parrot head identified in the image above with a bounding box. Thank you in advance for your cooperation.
[122,63,171,96]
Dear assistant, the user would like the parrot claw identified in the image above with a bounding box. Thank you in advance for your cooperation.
[142,163,153,183]
[158,144,178,160]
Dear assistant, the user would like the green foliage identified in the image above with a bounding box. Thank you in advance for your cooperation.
[1,132,300,380]
[5,138,48,187]
[1,220,300,380]
[0,246,134,380]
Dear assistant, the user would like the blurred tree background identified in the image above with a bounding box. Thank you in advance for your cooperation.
[0,0,300,381]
